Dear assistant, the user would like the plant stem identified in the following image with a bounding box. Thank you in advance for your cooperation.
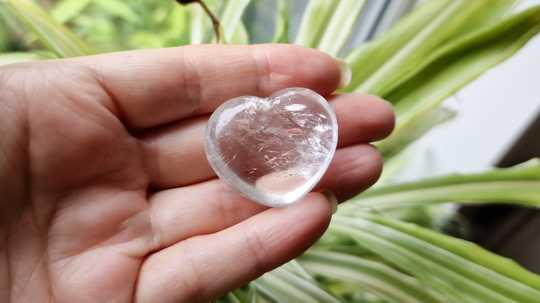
[177,0,221,43]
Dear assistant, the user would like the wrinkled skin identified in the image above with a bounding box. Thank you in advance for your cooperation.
[0,44,394,303]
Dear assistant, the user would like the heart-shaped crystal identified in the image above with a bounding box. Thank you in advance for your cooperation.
[205,87,338,207]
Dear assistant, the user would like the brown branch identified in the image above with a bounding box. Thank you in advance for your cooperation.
[177,0,222,43]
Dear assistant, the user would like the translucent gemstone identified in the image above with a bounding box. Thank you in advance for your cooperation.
[205,87,338,207]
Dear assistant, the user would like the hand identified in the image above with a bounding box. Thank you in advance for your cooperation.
[0,44,394,303]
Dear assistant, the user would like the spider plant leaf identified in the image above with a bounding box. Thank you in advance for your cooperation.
[344,159,540,210]
[377,106,456,158]
[229,22,249,44]
[220,0,251,43]
[381,5,540,158]
[184,0,220,44]
[359,0,518,95]
[227,291,244,303]
[282,260,314,281]
[254,268,343,303]
[51,0,91,24]
[365,214,540,292]
[2,0,92,57]
[161,5,191,47]
[94,0,138,24]
[272,0,288,43]
[345,0,517,94]
[294,0,339,48]
[343,0,451,92]
[187,4,206,44]
[300,250,444,303]
[377,148,412,186]
[246,284,262,303]
[332,214,540,302]
[0,51,54,66]
[316,0,366,57]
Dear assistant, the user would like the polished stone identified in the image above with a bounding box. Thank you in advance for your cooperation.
[205,88,338,207]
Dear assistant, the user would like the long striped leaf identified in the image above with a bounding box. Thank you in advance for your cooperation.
[358,0,517,95]
[281,260,314,281]
[391,4,540,117]
[254,268,343,303]
[2,0,91,57]
[345,0,517,94]
[376,106,456,158]
[220,0,251,43]
[184,0,220,44]
[229,22,249,44]
[343,0,451,92]
[272,0,288,43]
[94,0,138,23]
[187,4,206,44]
[227,291,244,303]
[365,214,540,291]
[316,0,366,57]
[380,5,540,158]
[331,215,540,302]
[295,0,339,48]
[344,159,540,210]
[51,0,91,23]
[0,51,53,66]
[300,250,443,303]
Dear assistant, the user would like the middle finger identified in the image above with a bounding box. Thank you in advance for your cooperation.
[140,93,394,189]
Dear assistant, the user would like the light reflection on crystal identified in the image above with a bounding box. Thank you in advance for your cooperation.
[205,88,338,207]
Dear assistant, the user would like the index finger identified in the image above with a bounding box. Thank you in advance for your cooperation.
[73,44,345,129]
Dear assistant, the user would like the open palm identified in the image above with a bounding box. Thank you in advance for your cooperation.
[0,44,394,303]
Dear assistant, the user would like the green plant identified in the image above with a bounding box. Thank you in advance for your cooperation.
[1,0,540,302]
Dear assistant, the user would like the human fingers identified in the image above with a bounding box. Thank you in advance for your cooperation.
[74,44,344,129]
[141,93,393,188]
[146,143,380,251]
[135,193,332,303]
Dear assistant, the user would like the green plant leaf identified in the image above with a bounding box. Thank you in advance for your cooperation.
[2,0,92,57]
[187,3,206,44]
[254,267,343,303]
[345,0,517,94]
[94,0,138,23]
[246,284,263,303]
[220,0,251,43]
[227,291,244,303]
[343,0,452,92]
[376,149,412,186]
[0,51,54,66]
[294,0,339,48]
[300,250,443,303]
[162,5,191,47]
[331,214,540,302]
[377,106,456,158]
[316,0,366,57]
[229,22,249,44]
[51,0,91,24]
[359,0,518,95]
[343,159,540,210]
[271,0,288,43]
[366,214,540,291]
[282,260,314,281]
[380,5,540,158]
[183,0,220,44]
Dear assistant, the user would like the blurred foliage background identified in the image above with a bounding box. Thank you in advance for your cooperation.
[1,0,194,52]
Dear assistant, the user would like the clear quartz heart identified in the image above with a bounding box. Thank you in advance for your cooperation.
[205,87,338,207]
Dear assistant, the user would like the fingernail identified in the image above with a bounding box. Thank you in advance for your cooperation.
[320,189,338,214]
[335,59,352,89]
